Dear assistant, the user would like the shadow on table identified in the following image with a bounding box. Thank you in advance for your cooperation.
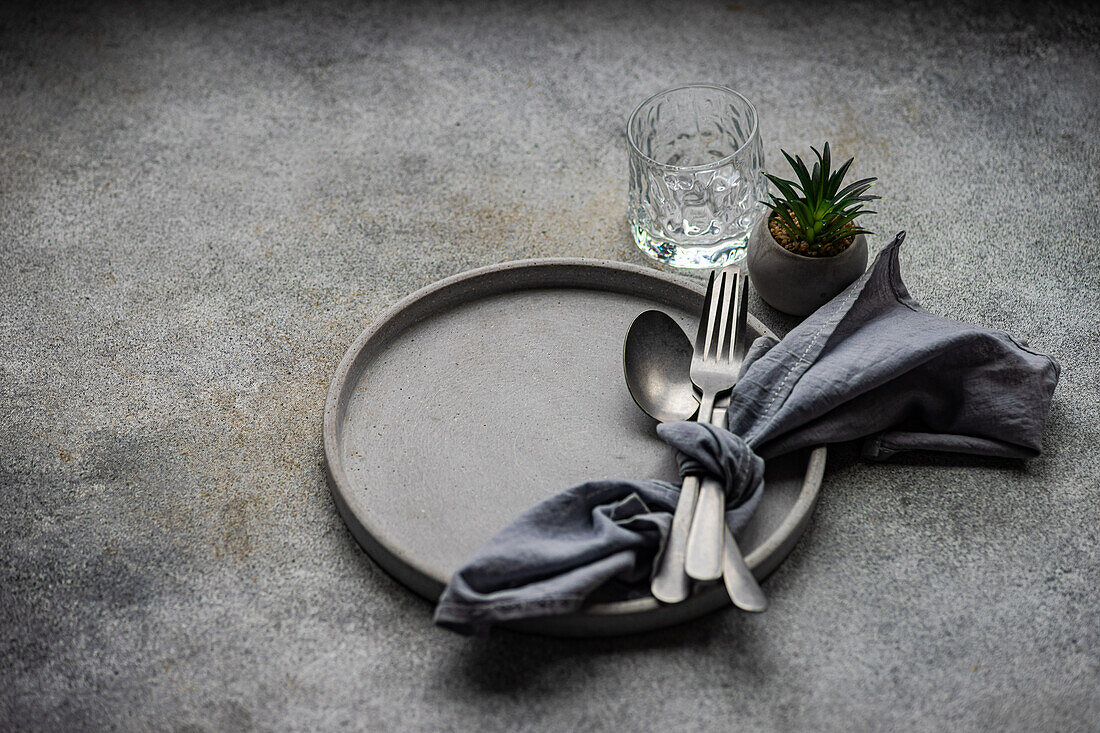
[434,606,774,696]
[822,438,1034,474]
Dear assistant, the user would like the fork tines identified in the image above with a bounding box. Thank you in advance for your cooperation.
[695,268,737,363]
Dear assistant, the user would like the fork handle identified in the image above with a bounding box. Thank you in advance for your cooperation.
[682,388,722,581]
[684,388,724,581]
[684,477,724,581]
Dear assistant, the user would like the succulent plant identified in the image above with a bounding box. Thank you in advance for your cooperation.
[762,142,878,252]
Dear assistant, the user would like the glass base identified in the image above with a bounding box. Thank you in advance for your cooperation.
[631,221,749,269]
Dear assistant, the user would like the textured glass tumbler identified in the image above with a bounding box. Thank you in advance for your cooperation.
[627,85,765,268]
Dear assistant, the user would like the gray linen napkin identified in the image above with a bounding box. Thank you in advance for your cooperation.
[434,233,1060,635]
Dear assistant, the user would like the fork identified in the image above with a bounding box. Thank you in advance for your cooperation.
[683,265,766,610]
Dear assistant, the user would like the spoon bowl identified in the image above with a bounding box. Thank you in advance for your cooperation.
[623,310,698,423]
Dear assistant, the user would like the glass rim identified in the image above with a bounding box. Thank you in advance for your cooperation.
[626,83,760,173]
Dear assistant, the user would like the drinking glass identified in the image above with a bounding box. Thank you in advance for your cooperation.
[627,84,765,269]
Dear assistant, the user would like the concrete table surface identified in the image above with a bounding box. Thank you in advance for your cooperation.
[2,1,1097,730]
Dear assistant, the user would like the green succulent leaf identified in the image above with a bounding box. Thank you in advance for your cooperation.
[812,143,830,202]
[828,210,875,234]
[827,158,854,197]
[832,196,874,212]
[783,151,816,197]
[764,174,803,202]
[789,199,816,239]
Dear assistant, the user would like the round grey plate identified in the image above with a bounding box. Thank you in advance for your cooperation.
[324,258,825,637]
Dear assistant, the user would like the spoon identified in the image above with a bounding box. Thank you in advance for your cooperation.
[623,309,698,423]
[623,309,767,612]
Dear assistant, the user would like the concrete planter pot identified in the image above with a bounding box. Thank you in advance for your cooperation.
[746,215,868,316]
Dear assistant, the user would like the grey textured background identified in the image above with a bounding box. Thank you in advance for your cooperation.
[2,1,1098,730]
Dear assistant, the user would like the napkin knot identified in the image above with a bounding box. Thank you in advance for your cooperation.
[656,421,766,533]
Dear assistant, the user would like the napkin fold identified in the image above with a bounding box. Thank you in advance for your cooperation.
[434,233,1060,635]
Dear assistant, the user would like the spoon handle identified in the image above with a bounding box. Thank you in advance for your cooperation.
[650,474,700,604]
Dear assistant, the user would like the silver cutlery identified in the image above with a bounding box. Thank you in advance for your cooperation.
[647,264,765,611]
[629,305,766,611]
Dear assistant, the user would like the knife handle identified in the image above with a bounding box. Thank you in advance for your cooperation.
[650,474,700,604]
[723,525,767,612]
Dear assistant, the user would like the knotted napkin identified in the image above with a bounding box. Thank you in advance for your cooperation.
[434,233,1060,635]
